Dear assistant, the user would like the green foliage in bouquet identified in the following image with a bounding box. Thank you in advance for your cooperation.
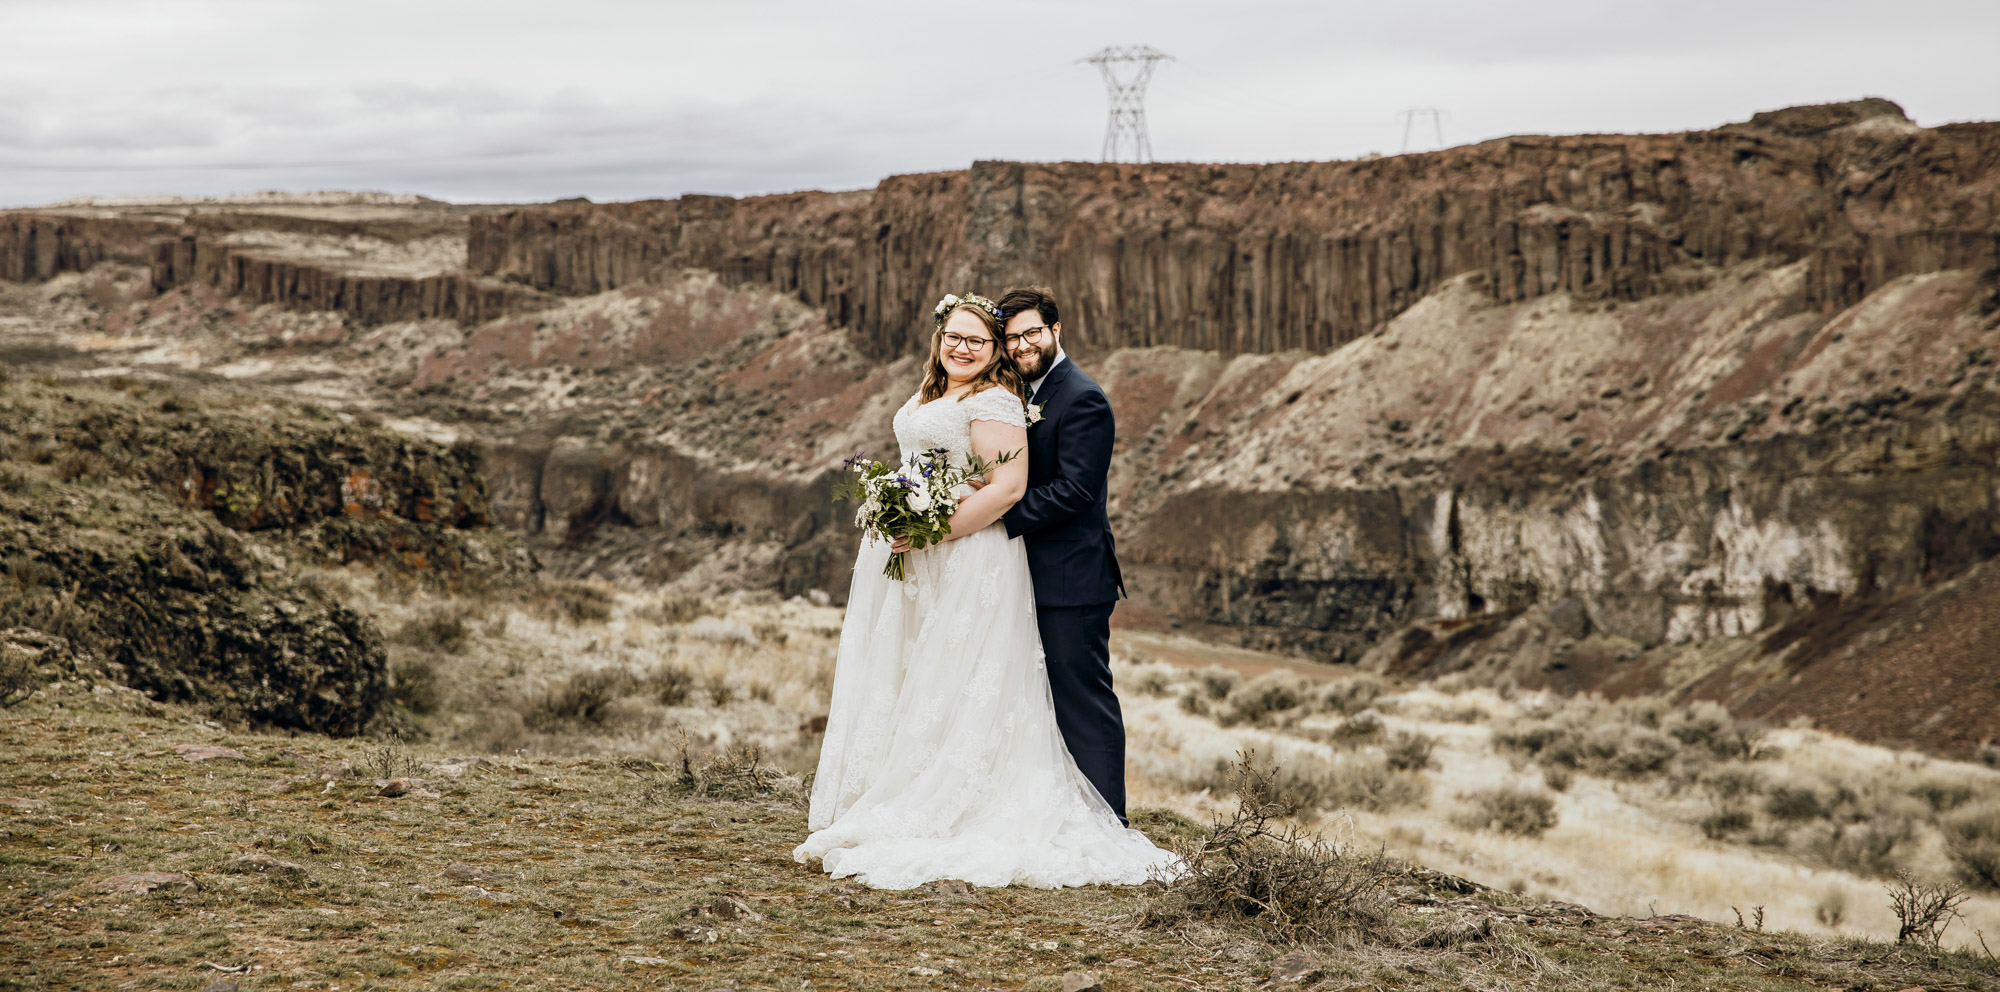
[833,446,1018,580]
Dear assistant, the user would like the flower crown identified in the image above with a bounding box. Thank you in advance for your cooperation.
[931,292,1005,326]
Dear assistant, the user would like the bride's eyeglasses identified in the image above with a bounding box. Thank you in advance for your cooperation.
[940,332,994,353]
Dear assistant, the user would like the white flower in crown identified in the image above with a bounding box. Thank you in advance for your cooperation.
[1026,403,1044,427]
[933,294,960,316]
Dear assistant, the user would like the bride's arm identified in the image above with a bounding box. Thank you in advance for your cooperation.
[941,419,1028,540]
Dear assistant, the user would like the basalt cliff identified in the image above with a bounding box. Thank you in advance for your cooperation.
[3,98,1997,755]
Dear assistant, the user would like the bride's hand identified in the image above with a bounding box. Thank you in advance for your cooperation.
[889,535,912,553]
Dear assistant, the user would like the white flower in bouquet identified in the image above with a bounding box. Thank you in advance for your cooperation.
[833,445,1020,581]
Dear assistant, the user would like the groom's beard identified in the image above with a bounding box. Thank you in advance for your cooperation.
[1015,341,1058,380]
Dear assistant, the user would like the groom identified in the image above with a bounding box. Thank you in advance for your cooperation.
[995,287,1130,825]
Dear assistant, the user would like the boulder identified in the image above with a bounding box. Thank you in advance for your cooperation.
[1060,972,1104,992]
[1548,598,1592,640]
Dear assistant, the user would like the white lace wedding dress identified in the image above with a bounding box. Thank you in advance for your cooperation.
[794,386,1178,890]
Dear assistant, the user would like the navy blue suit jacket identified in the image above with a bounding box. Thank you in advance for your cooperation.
[1002,359,1125,607]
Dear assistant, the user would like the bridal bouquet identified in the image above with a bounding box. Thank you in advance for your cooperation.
[833,447,1015,580]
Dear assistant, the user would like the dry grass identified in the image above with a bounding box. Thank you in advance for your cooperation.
[8,682,1997,992]
[1115,661,2000,949]
[319,570,840,779]
[1947,801,2000,891]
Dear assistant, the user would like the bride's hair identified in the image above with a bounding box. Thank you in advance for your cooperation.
[920,299,1028,404]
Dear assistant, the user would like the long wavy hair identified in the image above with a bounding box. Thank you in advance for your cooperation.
[919,300,1028,404]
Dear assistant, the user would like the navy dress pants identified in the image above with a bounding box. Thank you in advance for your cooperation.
[1036,601,1126,824]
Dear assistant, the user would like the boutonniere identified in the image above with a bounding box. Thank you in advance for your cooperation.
[1026,403,1044,427]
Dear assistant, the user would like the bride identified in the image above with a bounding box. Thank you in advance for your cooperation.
[793,293,1177,890]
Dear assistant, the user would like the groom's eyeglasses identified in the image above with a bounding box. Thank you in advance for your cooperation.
[940,332,993,352]
[1005,325,1051,347]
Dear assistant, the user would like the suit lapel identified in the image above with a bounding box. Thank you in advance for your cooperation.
[1032,359,1076,406]
[1027,361,1074,483]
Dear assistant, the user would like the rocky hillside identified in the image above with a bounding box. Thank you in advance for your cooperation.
[2,99,1996,757]
[0,374,526,734]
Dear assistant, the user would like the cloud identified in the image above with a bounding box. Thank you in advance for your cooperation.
[0,0,1995,206]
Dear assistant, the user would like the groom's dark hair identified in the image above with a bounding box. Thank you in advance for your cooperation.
[997,287,1060,328]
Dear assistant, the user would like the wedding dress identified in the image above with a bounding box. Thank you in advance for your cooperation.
[794,386,1177,889]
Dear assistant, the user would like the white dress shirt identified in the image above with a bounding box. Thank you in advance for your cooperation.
[1028,347,1067,401]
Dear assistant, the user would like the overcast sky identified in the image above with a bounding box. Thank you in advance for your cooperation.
[3,0,1996,207]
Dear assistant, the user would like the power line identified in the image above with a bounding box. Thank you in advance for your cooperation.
[1080,44,1173,163]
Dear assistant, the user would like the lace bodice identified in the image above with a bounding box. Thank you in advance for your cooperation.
[892,387,1027,466]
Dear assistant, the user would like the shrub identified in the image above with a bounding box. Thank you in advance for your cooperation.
[633,665,692,707]
[1887,873,1968,949]
[525,580,614,625]
[1177,687,1210,716]
[1140,753,1390,942]
[1943,801,2000,891]
[638,594,717,625]
[1224,672,1307,724]
[362,745,422,781]
[1313,673,1385,715]
[1814,888,1847,928]
[1193,666,1242,700]
[51,450,110,484]
[1126,665,1177,697]
[662,738,805,804]
[1231,748,1427,815]
[1701,807,1754,840]
[1326,711,1386,747]
[1765,785,1829,822]
[1908,776,1980,813]
[1457,786,1560,837]
[395,610,470,654]
[387,654,442,714]
[525,667,636,728]
[1809,817,1917,878]
[0,644,43,708]
[1385,730,1438,772]
[1700,764,1768,800]
[1495,694,1759,781]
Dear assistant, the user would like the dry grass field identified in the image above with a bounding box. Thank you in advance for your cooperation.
[319,577,2000,951]
[5,663,2000,992]
[6,580,2000,990]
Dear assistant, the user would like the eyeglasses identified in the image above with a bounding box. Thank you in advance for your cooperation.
[939,332,993,353]
[1004,325,1051,347]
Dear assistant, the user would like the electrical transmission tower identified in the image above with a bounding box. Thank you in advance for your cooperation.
[1400,107,1446,153]
[1080,45,1172,163]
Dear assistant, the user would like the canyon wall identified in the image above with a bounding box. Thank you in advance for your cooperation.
[465,99,2000,359]
[0,214,176,282]
[147,235,545,327]
[1,206,541,329]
